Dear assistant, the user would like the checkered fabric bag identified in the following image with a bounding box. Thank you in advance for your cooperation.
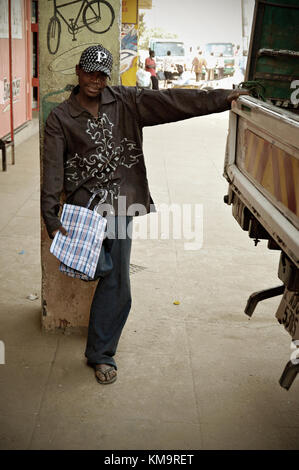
[58,262,91,281]
[50,192,107,280]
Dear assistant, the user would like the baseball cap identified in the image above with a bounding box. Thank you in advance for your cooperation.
[79,45,113,78]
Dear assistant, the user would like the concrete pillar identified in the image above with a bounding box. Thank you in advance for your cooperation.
[39,0,121,331]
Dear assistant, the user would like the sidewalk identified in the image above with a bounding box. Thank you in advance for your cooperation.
[0,113,298,450]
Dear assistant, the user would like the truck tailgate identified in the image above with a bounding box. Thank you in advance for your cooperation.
[225,96,299,267]
[235,98,299,229]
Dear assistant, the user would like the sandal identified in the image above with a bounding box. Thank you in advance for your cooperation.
[94,364,117,385]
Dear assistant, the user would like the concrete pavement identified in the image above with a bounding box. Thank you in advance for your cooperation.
[0,111,298,450]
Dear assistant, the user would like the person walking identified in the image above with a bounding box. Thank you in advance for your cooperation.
[234,44,241,67]
[163,50,174,85]
[206,52,217,81]
[145,49,159,90]
[191,51,207,81]
[217,53,225,80]
[41,44,248,385]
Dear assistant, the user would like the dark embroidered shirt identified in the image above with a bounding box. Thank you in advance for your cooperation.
[41,85,232,237]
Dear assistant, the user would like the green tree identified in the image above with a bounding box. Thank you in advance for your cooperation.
[138,12,146,42]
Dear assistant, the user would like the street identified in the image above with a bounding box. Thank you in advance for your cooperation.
[0,111,298,450]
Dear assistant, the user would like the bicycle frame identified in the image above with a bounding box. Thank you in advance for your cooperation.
[52,0,94,33]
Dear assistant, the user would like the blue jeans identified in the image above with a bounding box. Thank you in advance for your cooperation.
[85,216,133,369]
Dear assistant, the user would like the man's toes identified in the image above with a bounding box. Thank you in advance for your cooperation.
[95,370,106,381]
[108,370,116,381]
[95,364,116,383]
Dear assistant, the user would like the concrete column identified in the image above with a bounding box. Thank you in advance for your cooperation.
[39,0,121,331]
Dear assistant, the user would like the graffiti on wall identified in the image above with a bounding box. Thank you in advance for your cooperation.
[42,84,74,123]
[47,0,115,54]
[120,23,137,76]
[42,0,120,123]
[48,42,104,75]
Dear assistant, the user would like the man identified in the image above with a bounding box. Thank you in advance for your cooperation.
[191,51,207,82]
[145,49,159,90]
[186,46,194,71]
[163,50,174,83]
[174,64,191,86]
[217,53,225,80]
[206,52,217,81]
[42,44,248,385]
[234,44,241,63]
[240,50,248,76]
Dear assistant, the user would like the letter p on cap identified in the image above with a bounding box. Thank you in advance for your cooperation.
[0,341,5,364]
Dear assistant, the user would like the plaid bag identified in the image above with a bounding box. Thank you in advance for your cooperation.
[50,192,107,280]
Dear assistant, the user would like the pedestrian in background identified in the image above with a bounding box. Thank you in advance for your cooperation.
[145,50,159,90]
[234,44,241,68]
[191,51,207,81]
[163,50,174,85]
[240,50,248,76]
[186,46,194,71]
[217,53,225,80]
[206,52,217,81]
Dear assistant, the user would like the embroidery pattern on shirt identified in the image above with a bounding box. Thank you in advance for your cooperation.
[64,113,142,203]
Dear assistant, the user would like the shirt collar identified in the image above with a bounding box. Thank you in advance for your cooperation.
[67,85,117,117]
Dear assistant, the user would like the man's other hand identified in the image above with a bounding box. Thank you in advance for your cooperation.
[227,89,250,104]
[52,226,68,238]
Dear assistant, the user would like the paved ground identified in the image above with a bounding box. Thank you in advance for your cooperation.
[0,111,298,450]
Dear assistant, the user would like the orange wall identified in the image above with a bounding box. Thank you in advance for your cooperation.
[0,0,32,138]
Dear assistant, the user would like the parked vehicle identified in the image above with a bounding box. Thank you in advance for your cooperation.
[149,38,186,73]
[223,0,299,389]
[205,42,235,77]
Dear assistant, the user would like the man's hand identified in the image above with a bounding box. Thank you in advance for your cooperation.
[52,226,68,238]
[227,89,250,104]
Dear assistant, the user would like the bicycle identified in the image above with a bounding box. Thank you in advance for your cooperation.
[47,0,115,55]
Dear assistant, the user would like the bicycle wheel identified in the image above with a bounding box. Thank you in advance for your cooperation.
[47,16,61,55]
[83,0,115,34]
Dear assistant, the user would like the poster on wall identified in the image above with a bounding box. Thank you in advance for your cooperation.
[0,0,23,39]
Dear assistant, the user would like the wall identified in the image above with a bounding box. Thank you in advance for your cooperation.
[40,0,121,331]
[120,0,138,86]
[0,0,31,138]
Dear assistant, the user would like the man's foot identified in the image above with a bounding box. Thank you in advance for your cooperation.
[94,364,117,384]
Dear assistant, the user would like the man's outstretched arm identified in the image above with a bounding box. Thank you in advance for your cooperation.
[134,87,249,128]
